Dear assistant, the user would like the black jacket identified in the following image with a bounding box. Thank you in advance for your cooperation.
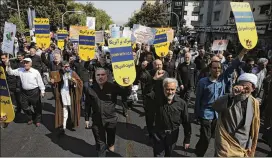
[85,82,125,126]
[146,92,191,144]
[194,55,209,71]
[163,58,176,78]
[74,61,91,83]
[1,60,18,91]
[176,62,197,89]
[27,55,45,73]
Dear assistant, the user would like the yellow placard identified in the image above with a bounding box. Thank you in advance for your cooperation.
[35,34,51,49]
[57,30,68,34]
[33,18,49,25]
[57,29,68,50]
[0,66,15,123]
[230,2,258,49]
[69,25,88,41]
[108,38,136,86]
[154,28,170,57]
[78,29,95,61]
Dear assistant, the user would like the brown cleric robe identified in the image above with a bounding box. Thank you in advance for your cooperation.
[54,70,83,128]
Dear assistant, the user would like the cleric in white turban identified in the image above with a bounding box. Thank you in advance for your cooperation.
[212,73,260,157]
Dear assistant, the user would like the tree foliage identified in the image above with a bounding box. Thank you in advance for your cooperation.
[4,0,113,32]
[126,2,168,28]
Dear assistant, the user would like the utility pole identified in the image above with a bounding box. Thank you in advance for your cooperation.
[16,0,21,22]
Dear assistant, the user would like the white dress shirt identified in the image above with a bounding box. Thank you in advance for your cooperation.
[6,67,45,93]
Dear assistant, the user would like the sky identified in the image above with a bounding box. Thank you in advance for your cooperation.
[76,1,143,25]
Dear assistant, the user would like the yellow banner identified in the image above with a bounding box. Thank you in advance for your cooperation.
[0,66,15,123]
[154,28,170,57]
[230,2,258,49]
[108,38,136,86]
[34,18,49,25]
[36,34,51,49]
[57,30,68,34]
[69,25,88,41]
[78,29,95,61]
[58,40,65,50]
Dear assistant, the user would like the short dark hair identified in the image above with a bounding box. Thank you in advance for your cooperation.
[17,51,25,56]
[1,53,8,58]
[61,60,69,66]
[246,58,254,64]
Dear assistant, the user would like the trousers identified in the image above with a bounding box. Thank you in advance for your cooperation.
[153,129,179,157]
[195,118,217,157]
[21,88,42,123]
[92,122,117,157]
[63,105,71,129]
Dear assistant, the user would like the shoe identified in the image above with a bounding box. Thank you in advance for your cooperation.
[123,112,128,117]
[27,120,33,125]
[59,128,65,135]
[108,145,115,152]
[36,123,41,127]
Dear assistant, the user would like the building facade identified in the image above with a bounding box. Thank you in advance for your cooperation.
[194,0,272,50]
[163,0,199,29]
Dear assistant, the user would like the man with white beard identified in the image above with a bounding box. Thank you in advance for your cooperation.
[146,78,191,156]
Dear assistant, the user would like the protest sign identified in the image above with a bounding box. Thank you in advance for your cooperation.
[132,24,156,45]
[95,31,104,43]
[34,18,50,49]
[111,26,120,38]
[69,25,88,42]
[166,28,174,42]
[154,28,170,57]
[212,40,229,51]
[108,38,136,86]
[122,29,132,39]
[86,17,96,30]
[1,22,16,55]
[0,66,15,123]
[57,30,68,50]
[230,2,258,49]
[78,29,95,61]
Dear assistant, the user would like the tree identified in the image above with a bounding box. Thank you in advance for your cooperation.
[8,13,27,33]
[125,2,168,28]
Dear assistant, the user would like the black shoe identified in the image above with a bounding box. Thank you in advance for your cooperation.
[59,128,65,135]
[48,96,55,100]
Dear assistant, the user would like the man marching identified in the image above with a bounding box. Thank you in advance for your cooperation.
[212,73,260,157]
[5,58,45,127]
[52,61,83,134]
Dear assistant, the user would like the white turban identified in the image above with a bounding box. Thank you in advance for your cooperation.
[237,73,258,88]
[257,58,268,64]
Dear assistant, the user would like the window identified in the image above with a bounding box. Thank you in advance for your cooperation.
[193,2,199,6]
[214,11,220,21]
[184,11,187,15]
[199,0,204,7]
[192,12,199,16]
[175,1,182,7]
[185,2,188,6]
[260,4,270,14]
[199,14,203,22]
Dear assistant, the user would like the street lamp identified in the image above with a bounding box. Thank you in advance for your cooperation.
[61,10,86,29]
[160,12,180,35]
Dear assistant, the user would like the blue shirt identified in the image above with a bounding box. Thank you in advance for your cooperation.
[195,58,241,120]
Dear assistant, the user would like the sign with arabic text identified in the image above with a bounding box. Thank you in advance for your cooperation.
[212,40,229,51]
[57,29,68,50]
[108,38,136,86]
[1,22,16,55]
[78,29,95,61]
[230,2,258,49]
[0,66,15,123]
[34,18,50,49]
[154,28,170,57]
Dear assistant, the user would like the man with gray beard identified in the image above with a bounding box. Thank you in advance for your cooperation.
[146,78,191,156]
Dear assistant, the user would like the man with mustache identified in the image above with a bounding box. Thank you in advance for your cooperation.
[212,73,260,157]
[146,78,191,156]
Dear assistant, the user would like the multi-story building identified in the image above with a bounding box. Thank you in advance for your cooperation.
[194,0,272,50]
[163,0,199,29]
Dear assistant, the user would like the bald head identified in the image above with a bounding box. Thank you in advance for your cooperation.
[153,59,163,70]
[29,48,36,56]
[185,52,191,63]
[211,56,220,62]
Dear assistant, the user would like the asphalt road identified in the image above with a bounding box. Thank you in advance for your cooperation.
[1,90,271,157]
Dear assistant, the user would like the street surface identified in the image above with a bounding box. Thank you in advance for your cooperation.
[1,89,271,157]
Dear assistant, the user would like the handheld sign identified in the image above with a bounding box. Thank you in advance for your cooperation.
[78,29,95,61]
[34,18,50,49]
[57,29,68,50]
[154,28,170,57]
[230,2,258,49]
[108,38,136,86]
[0,66,15,123]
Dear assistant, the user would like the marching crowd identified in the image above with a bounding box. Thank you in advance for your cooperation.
[0,33,272,157]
